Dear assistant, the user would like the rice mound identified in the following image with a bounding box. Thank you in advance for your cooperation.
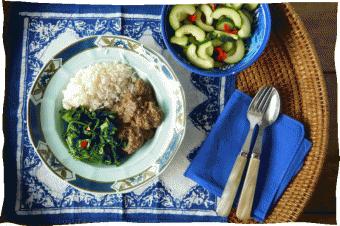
[62,62,137,111]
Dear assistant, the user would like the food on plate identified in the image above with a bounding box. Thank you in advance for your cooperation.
[168,3,259,69]
[61,62,163,165]
[113,79,163,154]
[61,107,124,165]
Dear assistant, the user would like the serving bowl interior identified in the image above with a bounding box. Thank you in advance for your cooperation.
[27,35,186,193]
[161,4,271,77]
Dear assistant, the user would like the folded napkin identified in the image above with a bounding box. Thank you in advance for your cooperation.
[185,90,311,222]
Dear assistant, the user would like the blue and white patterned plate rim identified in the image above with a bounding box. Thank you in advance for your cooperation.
[26,35,187,194]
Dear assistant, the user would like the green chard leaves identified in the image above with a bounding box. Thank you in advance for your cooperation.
[60,106,126,166]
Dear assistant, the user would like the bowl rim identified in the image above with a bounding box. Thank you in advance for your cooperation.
[160,4,272,77]
[26,35,187,194]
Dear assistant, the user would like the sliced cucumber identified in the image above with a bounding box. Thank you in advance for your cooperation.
[186,44,214,69]
[168,4,256,68]
[182,19,192,25]
[213,30,238,40]
[206,31,217,40]
[175,24,206,42]
[241,9,254,24]
[212,7,242,28]
[224,39,245,64]
[197,41,214,60]
[214,61,223,68]
[199,4,213,25]
[195,11,214,32]
[238,10,251,38]
[170,36,188,46]
[216,18,235,31]
[188,36,201,45]
[211,39,223,47]
[230,3,243,10]
[227,44,237,55]
[222,41,235,52]
[169,5,196,30]
[243,3,259,11]
[207,45,214,56]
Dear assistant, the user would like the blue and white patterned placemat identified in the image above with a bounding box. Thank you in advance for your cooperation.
[2,2,236,224]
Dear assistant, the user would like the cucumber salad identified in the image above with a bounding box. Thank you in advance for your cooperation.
[169,3,259,69]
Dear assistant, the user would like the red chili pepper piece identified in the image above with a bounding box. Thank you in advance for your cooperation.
[223,24,238,35]
[211,4,216,11]
[214,47,228,62]
[218,52,227,62]
[229,29,238,34]
[215,47,222,54]
[224,24,231,32]
[215,47,223,52]
[80,140,88,149]
[187,14,197,22]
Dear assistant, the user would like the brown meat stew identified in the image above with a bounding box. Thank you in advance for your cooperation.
[114,79,163,154]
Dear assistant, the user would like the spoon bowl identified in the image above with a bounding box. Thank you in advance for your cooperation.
[262,87,281,127]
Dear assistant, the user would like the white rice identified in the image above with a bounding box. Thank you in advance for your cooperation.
[62,62,137,111]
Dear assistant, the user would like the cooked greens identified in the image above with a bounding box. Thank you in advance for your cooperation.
[60,106,126,165]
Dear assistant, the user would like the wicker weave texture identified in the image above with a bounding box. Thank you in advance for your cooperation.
[229,3,329,223]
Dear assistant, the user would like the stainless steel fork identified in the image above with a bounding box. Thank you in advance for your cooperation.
[216,86,274,217]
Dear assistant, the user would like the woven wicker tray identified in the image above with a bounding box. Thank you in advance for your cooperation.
[230,3,329,223]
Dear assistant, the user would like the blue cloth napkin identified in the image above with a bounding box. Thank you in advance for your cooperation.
[185,90,311,222]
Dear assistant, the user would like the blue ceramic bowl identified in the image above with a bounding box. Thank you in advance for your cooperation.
[161,4,271,77]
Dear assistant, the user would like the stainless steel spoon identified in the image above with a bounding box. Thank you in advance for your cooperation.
[236,87,281,221]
